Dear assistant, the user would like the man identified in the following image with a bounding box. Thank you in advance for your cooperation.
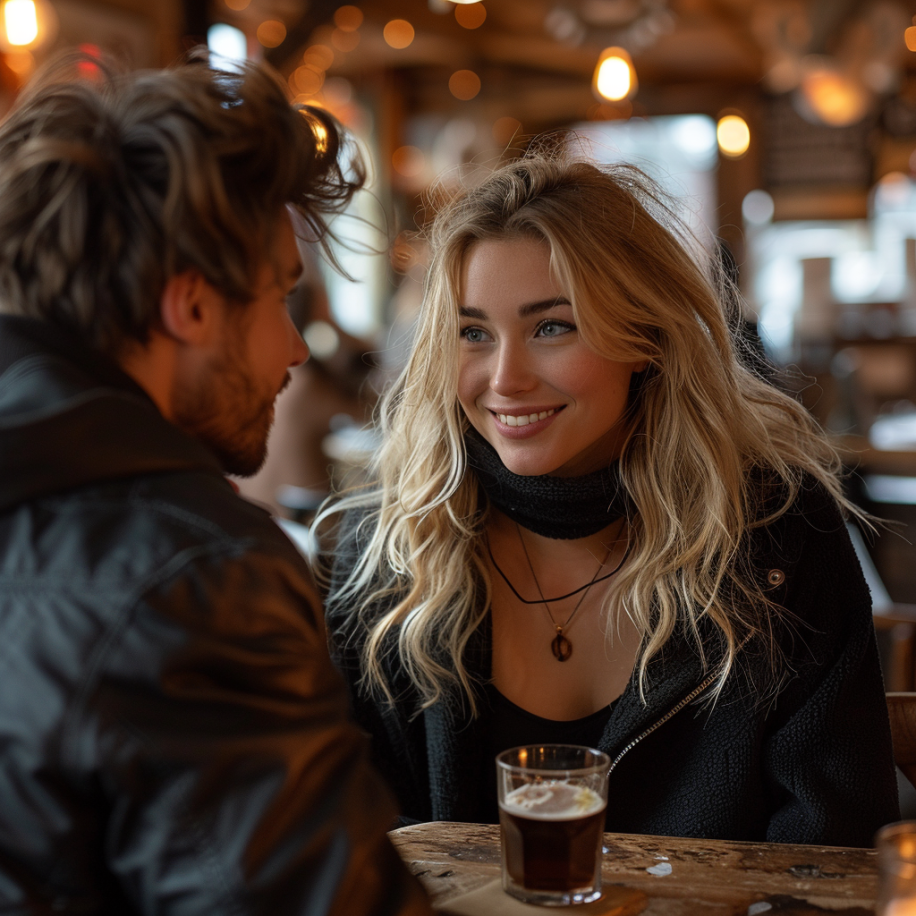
[0,53,431,915]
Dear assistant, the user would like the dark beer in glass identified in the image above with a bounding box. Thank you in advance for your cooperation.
[497,746,610,906]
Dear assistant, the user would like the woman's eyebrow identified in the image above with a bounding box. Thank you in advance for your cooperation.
[458,297,571,320]
[519,297,571,316]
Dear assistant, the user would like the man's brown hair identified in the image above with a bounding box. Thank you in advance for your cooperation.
[0,51,364,353]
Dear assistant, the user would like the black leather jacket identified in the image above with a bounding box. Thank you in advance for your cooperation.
[0,316,431,916]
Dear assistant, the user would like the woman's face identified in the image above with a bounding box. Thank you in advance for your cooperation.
[457,237,645,478]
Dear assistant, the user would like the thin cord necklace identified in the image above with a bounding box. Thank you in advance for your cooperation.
[485,517,628,604]
[491,520,631,662]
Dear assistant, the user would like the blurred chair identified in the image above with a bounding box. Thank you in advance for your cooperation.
[887,693,916,790]
[848,522,916,692]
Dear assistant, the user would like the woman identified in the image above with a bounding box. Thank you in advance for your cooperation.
[317,151,899,845]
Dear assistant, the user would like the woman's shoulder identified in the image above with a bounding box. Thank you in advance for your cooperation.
[740,466,864,610]
[744,467,870,628]
[747,466,847,541]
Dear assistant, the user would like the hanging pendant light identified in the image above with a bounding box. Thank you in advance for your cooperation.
[0,0,57,52]
[592,47,637,102]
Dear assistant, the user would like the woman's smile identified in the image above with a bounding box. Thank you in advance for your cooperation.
[488,406,563,438]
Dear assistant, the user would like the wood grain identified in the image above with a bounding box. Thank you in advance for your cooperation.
[390,822,879,915]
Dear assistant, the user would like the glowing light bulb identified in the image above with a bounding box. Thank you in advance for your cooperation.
[717,115,750,158]
[4,0,38,47]
[593,47,636,102]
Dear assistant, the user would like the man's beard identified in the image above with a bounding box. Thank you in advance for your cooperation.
[172,327,290,478]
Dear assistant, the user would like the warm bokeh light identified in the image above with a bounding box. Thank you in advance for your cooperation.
[223,0,250,10]
[291,66,324,96]
[392,145,425,178]
[906,25,916,52]
[331,28,360,52]
[593,47,636,101]
[256,19,286,49]
[449,69,481,100]
[303,44,334,70]
[799,67,870,126]
[334,5,363,32]
[383,19,415,49]
[4,0,38,47]
[493,115,521,145]
[4,47,31,76]
[716,114,750,158]
[455,3,486,29]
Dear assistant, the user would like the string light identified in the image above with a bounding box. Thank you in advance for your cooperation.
[455,3,486,29]
[256,20,286,48]
[449,69,481,100]
[383,19,414,49]
[333,6,363,31]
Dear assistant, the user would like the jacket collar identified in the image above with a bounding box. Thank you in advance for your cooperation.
[0,315,224,514]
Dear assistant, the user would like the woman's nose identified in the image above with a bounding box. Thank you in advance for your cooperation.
[489,341,535,395]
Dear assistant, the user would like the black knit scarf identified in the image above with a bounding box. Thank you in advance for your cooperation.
[464,430,631,540]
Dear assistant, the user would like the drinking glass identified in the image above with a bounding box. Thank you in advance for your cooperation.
[496,744,610,906]
[877,821,916,916]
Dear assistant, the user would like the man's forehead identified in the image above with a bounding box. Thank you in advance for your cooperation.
[270,209,303,278]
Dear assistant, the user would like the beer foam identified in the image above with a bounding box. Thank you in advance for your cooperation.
[502,781,605,821]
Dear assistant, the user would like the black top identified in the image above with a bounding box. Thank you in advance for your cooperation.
[480,684,613,823]
[326,489,901,845]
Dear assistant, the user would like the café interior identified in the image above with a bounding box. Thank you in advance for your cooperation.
[5,0,916,905]
[187,0,916,691]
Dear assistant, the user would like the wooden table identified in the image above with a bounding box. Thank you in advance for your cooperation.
[391,822,881,914]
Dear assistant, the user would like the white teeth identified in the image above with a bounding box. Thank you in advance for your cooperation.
[497,408,556,426]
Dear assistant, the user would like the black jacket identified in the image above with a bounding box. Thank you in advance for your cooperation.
[0,316,430,916]
[326,483,900,848]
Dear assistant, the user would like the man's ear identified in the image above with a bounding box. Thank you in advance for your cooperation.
[159,270,221,345]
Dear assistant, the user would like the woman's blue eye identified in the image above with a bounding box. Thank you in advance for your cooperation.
[461,326,489,343]
[536,320,574,338]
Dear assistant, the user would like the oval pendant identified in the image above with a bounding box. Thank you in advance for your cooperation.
[551,633,572,661]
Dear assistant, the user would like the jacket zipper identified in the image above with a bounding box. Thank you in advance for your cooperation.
[607,671,719,775]
[607,634,753,776]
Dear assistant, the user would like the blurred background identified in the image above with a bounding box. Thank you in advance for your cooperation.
[4,0,916,681]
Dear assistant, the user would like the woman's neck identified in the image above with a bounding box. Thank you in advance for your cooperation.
[486,509,630,600]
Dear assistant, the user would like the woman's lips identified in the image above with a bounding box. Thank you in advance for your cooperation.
[488,406,564,439]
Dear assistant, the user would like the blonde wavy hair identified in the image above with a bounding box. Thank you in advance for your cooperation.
[319,151,854,713]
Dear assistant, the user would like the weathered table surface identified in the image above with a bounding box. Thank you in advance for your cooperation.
[390,822,880,915]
